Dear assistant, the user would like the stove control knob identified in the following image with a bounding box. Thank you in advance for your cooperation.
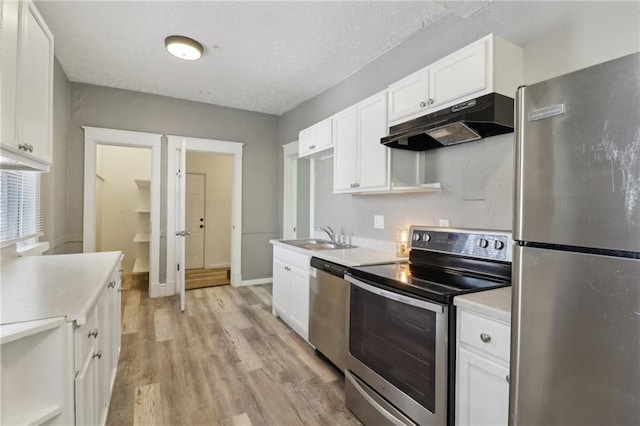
[413,233,421,241]
[494,240,505,250]
[477,238,489,249]
[423,233,431,242]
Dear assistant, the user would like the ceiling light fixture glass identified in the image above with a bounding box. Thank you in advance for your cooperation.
[165,35,203,61]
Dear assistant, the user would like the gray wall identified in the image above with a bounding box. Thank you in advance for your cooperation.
[66,83,280,280]
[278,1,640,240]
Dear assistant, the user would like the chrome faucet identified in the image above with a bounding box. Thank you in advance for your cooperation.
[318,226,336,243]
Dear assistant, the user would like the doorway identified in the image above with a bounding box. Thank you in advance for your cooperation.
[166,135,243,311]
[83,127,162,296]
[282,141,312,240]
[184,152,233,290]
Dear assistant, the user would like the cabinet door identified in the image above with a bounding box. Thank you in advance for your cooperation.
[387,68,429,123]
[95,293,109,424]
[333,106,358,192]
[18,1,53,164]
[1,0,20,150]
[456,347,509,426]
[107,269,121,396]
[298,126,315,157]
[75,348,97,426]
[272,258,289,317]
[429,39,487,109]
[314,119,333,151]
[357,92,389,191]
[287,264,310,338]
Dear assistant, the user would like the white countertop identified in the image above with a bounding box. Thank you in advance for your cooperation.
[453,287,512,323]
[270,239,406,267]
[1,251,122,325]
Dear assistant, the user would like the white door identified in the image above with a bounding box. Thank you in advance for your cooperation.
[333,106,358,192]
[175,141,187,311]
[358,92,389,190]
[185,173,205,269]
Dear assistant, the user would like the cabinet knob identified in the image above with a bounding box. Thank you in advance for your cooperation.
[88,328,99,338]
[506,374,510,383]
[108,280,116,288]
[419,101,427,108]
[93,351,102,360]
[480,333,491,343]
[29,144,34,152]
[428,98,434,105]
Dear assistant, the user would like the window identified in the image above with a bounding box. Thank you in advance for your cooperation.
[0,171,42,244]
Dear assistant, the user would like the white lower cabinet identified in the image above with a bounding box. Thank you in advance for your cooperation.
[74,263,122,425]
[272,246,310,340]
[456,309,510,426]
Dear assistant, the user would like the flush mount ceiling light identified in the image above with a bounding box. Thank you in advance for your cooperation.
[165,35,203,61]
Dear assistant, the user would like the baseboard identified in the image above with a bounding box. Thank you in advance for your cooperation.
[149,282,169,298]
[237,277,272,287]
[206,262,231,269]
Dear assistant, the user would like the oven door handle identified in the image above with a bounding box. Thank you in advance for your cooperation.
[346,276,444,314]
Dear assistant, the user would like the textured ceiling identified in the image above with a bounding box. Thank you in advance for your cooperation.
[35,1,490,115]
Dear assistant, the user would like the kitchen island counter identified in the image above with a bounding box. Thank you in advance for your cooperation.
[1,251,123,325]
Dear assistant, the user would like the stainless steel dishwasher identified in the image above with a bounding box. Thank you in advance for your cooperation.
[309,257,349,371]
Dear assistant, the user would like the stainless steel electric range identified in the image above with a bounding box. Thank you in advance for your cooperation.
[344,226,513,426]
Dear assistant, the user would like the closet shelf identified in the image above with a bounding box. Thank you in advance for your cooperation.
[133,258,149,274]
[133,232,150,243]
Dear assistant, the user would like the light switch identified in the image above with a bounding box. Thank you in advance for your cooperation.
[374,215,384,229]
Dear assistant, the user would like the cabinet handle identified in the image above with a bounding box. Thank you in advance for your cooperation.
[28,144,34,152]
[428,98,434,105]
[506,375,510,383]
[93,351,102,360]
[88,328,99,338]
[479,333,491,343]
[419,101,427,108]
[108,280,116,288]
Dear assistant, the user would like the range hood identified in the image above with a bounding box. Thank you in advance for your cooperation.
[381,93,514,151]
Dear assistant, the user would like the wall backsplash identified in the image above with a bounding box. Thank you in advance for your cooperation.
[314,134,514,241]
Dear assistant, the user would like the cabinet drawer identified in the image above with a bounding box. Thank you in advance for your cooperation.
[74,302,98,372]
[459,310,510,362]
[273,246,310,270]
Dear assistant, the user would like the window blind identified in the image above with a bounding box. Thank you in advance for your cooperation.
[0,171,42,243]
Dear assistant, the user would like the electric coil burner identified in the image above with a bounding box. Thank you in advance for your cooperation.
[344,226,512,426]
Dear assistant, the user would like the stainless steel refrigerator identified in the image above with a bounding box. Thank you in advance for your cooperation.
[510,52,640,425]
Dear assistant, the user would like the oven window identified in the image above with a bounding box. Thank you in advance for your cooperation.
[349,285,437,412]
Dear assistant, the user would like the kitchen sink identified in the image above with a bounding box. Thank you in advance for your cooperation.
[281,239,357,251]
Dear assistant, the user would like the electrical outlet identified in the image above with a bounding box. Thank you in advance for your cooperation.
[439,218,450,227]
[374,215,384,229]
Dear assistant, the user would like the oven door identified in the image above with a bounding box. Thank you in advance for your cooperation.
[345,276,448,426]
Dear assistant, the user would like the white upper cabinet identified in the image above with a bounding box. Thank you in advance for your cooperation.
[387,34,523,126]
[1,0,54,171]
[333,91,389,194]
[387,68,430,124]
[298,117,333,159]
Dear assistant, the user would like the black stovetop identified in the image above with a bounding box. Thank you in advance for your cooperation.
[347,252,511,304]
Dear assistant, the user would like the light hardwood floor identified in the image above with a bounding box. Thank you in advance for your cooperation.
[107,284,361,426]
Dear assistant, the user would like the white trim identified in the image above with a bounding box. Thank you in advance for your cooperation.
[239,277,272,287]
[282,141,298,240]
[206,262,231,269]
[309,159,315,237]
[82,126,163,297]
[166,135,244,296]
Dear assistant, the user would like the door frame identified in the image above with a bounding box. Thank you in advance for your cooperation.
[282,141,315,239]
[185,172,206,270]
[166,135,243,291]
[82,126,162,296]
